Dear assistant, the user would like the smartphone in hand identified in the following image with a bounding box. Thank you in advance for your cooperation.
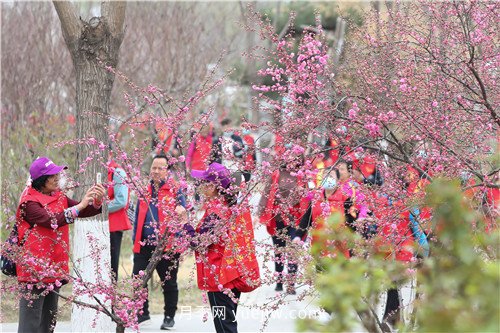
[96,172,102,185]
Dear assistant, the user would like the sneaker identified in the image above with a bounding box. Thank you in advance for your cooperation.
[161,316,175,330]
[137,314,151,325]
[275,282,283,292]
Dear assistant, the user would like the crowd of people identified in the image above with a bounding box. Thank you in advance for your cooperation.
[8,116,498,333]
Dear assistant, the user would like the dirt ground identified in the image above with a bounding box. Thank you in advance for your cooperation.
[0,237,204,323]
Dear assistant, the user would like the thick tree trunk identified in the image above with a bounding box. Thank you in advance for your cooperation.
[53,2,125,331]
[70,18,119,333]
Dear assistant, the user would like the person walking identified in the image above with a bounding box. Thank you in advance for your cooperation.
[212,118,245,174]
[241,129,257,182]
[132,154,186,330]
[294,160,369,258]
[185,122,215,173]
[258,161,309,294]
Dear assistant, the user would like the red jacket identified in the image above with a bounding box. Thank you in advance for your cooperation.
[243,134,256,171]
[359,156,376,179]
[374,196,416,263]
[108,160,131,232]
[308,189,346,257]
[259,170,309,235]
[195,198,260,292]
[155,126,174,155]
[485,187,499,232]
[187,133,213,171]
[274,134,285,156]
[259,171,280,235]
[133,182,180,254]
[311,188,347,232]
[309,184,361,258]
[16,188,69,284]
[325,137,340,167]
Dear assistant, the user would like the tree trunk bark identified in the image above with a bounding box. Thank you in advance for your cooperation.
[71,18,121,332]
[116,324,125,333]
[53,2,126,331]
[70,18,120,333]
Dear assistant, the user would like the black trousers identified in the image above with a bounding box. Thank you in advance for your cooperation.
[271,215,298,281]
[132,246,180,318]
[110,231,123,280]
[383,288,400,325]
[208,289,241,333]
[242,171,251,182]
[18,286,60,333]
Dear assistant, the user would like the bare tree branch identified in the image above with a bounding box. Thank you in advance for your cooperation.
[467,63,499,127]
[53,1,82,45]
[102,1,127,37]
[278,15,293,40]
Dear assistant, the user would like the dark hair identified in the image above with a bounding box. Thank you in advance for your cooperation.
[221,188,237,207]
[220,118,232,127]
[151,154,174,170]
[153,154,169,162]
[337,159,353,173]
[217,186,238,207]
[223,173,243,207]
[32,175,51,192]
[151,153,171,167]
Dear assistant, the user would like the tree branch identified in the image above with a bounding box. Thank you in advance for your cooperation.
[55,291,123,325]
[239,1,247,25]
[397,105,485,182]
[102,1,127,37]
[278,14,293,40]
[467,63,499,127]
[52,1,82,45]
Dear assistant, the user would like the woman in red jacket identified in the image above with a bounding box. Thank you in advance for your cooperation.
[16,156,105,333]
[186,162,260,333]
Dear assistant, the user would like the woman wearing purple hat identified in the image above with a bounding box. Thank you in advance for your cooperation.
[15,156,106,333]
[185,162,260,333]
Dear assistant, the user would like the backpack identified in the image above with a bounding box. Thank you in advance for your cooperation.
[1,223,32,276]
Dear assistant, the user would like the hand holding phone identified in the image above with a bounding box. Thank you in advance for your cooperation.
[89,173,102,206]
